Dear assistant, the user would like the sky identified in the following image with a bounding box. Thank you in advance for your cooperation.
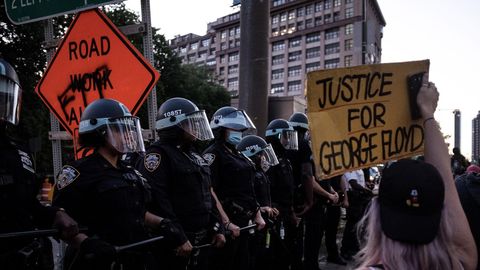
[125,0,480,159]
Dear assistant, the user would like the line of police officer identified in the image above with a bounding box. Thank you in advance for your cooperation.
[0,58,344,270]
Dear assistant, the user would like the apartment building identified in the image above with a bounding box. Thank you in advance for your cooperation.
[473,111,480,163]
[170,0,385,98]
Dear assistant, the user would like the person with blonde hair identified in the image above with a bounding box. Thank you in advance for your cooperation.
[356,76,477,270]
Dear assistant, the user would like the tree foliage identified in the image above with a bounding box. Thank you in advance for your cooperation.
[0,3,229,174]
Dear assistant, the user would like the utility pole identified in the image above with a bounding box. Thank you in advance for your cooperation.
[238,0,270,136]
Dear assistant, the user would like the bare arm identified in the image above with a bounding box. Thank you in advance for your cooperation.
[418,76,477,270]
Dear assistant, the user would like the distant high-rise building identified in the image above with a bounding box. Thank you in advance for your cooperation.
[169,0,385,98]
[473,111,480,163]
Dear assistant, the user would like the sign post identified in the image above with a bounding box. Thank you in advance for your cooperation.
[306,60,429,178]
[4,0,123,24]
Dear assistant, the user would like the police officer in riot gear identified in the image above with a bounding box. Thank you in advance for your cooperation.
[53,98,164,270]
[203,106,265,270]
[0,58,79,270]
[265,118,302,270]
[136,97,226,270]
[237,135,279,270]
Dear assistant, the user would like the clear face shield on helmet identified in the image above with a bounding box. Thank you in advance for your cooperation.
[104,116,145,154]
[212,110,256,133]
[178,110,214,141]
[0,77,22,125]
[280,129,299,150]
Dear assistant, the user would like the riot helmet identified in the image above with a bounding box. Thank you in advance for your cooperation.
[0,59,22,125]
[79,99,145,153]
[155,97,213,141]
[289,112,309,130]
[237,135,279,172]
[210,106,256,132]
[265,119,299,150]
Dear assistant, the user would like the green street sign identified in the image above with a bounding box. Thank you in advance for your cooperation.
[4,0,123,25]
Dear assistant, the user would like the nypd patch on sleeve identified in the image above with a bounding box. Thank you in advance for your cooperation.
[144,153,161,172]
[57,165,80,190]
[202,153,215,166]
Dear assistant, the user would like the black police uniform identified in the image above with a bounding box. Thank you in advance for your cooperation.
[137,141,220,270]
[203,141,258,270]
[251,168,274,270]
[53,152,152,269]
[267,152,303,270]
[0,136,58,270]
[286,137,312,212]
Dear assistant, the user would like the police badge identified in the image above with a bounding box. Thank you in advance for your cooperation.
[144,153,161,172]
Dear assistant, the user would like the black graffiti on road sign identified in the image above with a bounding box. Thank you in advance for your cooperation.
[57,65,114,127]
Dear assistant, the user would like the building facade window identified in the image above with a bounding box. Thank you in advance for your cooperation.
[324,13,332,23]
[297,7,305,17]
[345,0,353,4]
[344,39,353,51]
[306,47,321,59]
[344,55,353,67]
[288,51,302,62]
[324,0,332,9]
[228,52,239,62]
[272,68,284,80]
[334,0,342,7]
[219,67,225,75]
[228,64,238,74]
[281,12,287,22]
[306,4,314,15]
[306,18,314,28]
[306,62,321,72]
[190,42,198,50]
[272,55,284,65]
[272,0,286,7]
[297,21,304,30]
[325,43,340,55]
[333,12,340,21]
[288,80,302,92]
[180,46,187,53]
[325,27,339,39]
[306,32,321,43]
[272,15,279,24]
[221,42,227,50]
[315,16,323,26]
[288,11,296,20]
[221,31,227,40]
[272,41,286,51]
[228,77,239,89]
[315,2,323,12]
[220,55,226,63]
[271,83,285,94]
[198,51,207,58]
[201,39,209,47]
[345,23,354,35]
[288,65,302,77]
[345,7,354,18]
[229,28,235,37]
[325,58,340,69]
[289,37,302,48]
[235,26,241,36]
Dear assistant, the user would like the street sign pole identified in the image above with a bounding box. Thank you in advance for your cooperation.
[43,19,63,182]
[141,0,157,142]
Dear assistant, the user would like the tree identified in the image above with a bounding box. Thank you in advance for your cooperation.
[0,3,230,174]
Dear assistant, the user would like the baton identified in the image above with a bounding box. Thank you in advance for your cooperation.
[192,243,212,250]
[115,235,164,252]
[239,223,257,231]
[0,227,88,239]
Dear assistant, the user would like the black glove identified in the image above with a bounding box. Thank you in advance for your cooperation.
[80,238,116,267]
[156,218,187,247]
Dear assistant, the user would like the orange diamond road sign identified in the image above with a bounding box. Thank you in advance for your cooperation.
[35,8,160,136]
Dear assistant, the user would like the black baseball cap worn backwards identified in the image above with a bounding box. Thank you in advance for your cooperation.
[379,159,445,244]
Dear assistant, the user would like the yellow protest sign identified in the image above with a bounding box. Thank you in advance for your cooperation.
[306,60,429,178]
